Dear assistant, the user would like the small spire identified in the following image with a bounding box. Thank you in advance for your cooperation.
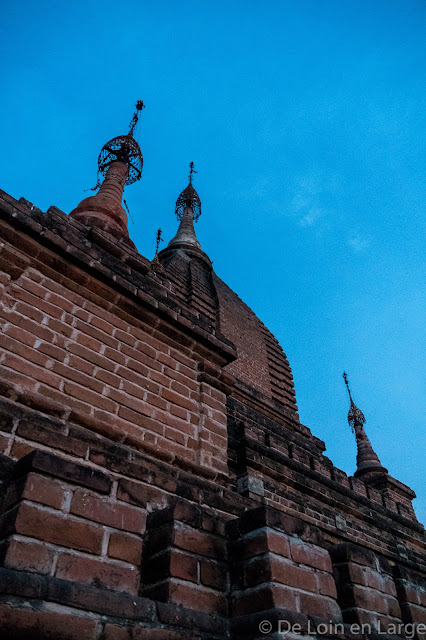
[175,162,201,222]
[167,163,202,251]
[69,101,145,245]
[343,373,387,477]
[151,228,164,274]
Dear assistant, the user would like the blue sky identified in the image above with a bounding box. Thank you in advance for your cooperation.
[1,0,425,522]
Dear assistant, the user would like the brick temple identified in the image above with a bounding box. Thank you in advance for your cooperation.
[0,105,424,639]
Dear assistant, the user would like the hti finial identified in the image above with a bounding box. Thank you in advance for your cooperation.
[175,163,202,222]
[343,372,352,400]
[155,228,163,255]
[189,161,197,184]
[96,100,145,187]
[343,372,366,432]
[128,100,145,137]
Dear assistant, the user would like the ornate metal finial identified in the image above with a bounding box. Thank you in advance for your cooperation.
[155,228,163,255]
[175,162,201,222]
[188,161,197,184]
[128,100,145,137]
[343,372,366,433]
[96,100,145,187]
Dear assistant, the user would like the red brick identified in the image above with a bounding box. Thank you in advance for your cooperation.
[259,556,317,592]
[0,538,54,574]
[1,501,103,554]
[47,291,75,313]
[70,488,146,534]
[67,341,115,371]
[232,585,296,616]
[169,550,198,582]
[2,352,62,389]
[123,348,161,373]
[95,368,121,387]
[3,472,66,511]
[75,319,119,349]
[113,328,137,346]
[290,540,332,572]
[173,524,226,559]
[0,333,49,367]
[352,584,389,614]
[108,531,143,565]
[316,571,338,598]
[3,324,37,348]
[103,624,132,640]
[13,286,64,319]
[10,440,36,459]
[104,347,127,366]
[108,388,154,417]
[76,332,103,352]
[52,361,104,393]
[90,314,115,335]
[38,341,67,361]
[0,603,97,640]
[64,381,117,412]
[46,316,74,338]
[200,559,227,590]
[9,315,55,342]
[118,407,163,434]
[15,421,88,458]
[164,427,186,446]
[155,412,196,437]
[161,388,197,412]
[55,552,140,594]
[298,592,341,619]
[168,581,227,615]
[117,479,165,509]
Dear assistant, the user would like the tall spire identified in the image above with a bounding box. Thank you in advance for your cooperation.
[166,162,202,251]
[69,101,145,245]
[343,373,388,478]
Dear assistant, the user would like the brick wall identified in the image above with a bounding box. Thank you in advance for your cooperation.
[0,191,424,639]
[0,216,232,477]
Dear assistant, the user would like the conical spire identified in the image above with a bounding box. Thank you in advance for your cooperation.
[166,163,202,252]
[343,373,388,478]
[69,101,145,246]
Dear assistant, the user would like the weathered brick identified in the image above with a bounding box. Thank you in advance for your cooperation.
[0,538,54,574]
[170,550,199,583]
[200,559,227,590]
[166,581,227,615]
[15,421,88,458]
[13,450,112,493]
[70,488,146,534]
[173,524,226,559]
[55,552,140,593]
[0,602,97,640]
[0,501,103,554]
[108,531,143,565]
[290,539,332,572]
[298,592,342,620]
[3,471,66,511]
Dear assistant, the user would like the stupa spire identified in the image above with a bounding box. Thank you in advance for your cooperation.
[343,372,388,478]
[69,101,145,246]
[166,162,202,251]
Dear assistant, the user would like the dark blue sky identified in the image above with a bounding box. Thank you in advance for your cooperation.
[1,0,425,521]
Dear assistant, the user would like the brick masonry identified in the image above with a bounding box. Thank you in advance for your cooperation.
[0,190,424,639]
